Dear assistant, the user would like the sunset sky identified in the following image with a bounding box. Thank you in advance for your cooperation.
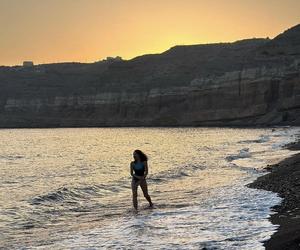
[1,0,300,66]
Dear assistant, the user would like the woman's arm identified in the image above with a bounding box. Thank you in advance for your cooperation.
[130,162,134,177]
[143,161,148,178]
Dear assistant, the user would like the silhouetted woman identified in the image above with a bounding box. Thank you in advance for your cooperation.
[130,149,153,210]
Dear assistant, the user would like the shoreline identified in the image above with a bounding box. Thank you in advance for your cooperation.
[248,139,300,250]
[0,125,295,129]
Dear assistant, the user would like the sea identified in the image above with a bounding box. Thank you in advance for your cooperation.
[0,126,299,249]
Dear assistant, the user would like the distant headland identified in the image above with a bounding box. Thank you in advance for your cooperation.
[0,24,300,128]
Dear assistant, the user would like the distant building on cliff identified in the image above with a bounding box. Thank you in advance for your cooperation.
[23,61,34,67]
[105,56,122,62]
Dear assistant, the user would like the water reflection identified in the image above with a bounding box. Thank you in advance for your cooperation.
[0,127,298,249]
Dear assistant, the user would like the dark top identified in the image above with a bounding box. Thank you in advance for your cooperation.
[133,161,145,180]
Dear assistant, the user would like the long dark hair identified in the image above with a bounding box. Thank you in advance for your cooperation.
[134,149,148,163]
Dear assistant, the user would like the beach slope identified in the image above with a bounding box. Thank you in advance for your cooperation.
[248,141,300,250]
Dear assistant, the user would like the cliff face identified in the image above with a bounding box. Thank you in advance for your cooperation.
[0,25,300,127]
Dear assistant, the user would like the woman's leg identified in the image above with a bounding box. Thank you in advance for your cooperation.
[131,179,138,209]
[140,179,153,207]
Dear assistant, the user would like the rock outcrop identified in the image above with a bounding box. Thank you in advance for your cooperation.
[0,24,300,127]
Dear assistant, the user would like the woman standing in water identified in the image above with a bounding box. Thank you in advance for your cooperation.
[130,149,153,210]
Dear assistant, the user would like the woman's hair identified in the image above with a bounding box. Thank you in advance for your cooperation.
[134,149,148,162]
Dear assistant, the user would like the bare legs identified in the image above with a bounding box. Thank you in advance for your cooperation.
[140,179,153,207]
[131,179,138,210]
[131,178,153,210]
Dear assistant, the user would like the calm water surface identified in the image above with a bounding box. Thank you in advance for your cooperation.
[0,127,299,249]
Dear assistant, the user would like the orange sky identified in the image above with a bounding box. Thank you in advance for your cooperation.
[0,0,300,66]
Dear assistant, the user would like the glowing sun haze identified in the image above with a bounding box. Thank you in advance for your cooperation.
[0,0,300,66]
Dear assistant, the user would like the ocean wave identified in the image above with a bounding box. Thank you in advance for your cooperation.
[238,135,270,144]
[0,155,25,160]
[149,164,206,183]
[30,184,122,205]
[225,148,251,162]
[30,162,206,206]
[46,183,281,250]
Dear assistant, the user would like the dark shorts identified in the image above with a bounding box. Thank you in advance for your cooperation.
[132,176,143,182]
[131,177,149,196]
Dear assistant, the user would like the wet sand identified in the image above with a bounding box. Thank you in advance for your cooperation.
[248,140,300,250]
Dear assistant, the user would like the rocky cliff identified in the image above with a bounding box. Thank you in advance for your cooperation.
[0,24,300,127]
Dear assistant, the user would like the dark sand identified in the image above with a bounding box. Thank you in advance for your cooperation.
[248,140,300,250]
